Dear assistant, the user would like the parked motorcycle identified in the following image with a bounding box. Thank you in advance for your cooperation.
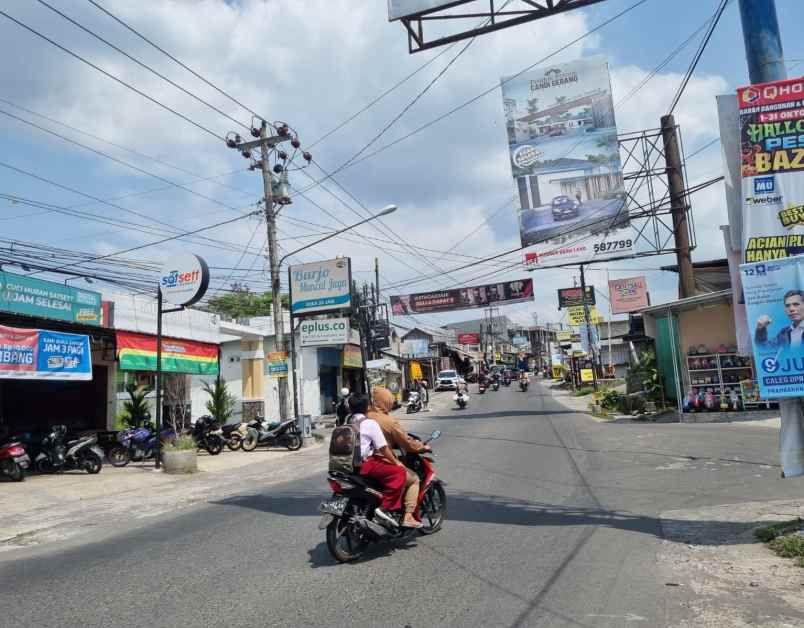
[319,430,446,563]
[35,425,104,474]
[0,440,30,481]
[191,415,225,455]
[221,421,249,451]
[108,425,174,467]
[240,417,302,451]
[453,391,469,409]
[406,391,422,414]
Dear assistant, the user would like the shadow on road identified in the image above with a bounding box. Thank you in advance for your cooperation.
[431,410,577,421]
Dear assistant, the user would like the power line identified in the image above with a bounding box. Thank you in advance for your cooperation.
[0,9,224,140]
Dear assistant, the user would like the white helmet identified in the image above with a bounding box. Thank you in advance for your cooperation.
[340,387,350,397]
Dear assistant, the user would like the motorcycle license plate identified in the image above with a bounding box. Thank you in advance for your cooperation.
[318,497,347,517]
[318,515,334,530]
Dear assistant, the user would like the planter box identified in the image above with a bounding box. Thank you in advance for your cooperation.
[162,449,197,474]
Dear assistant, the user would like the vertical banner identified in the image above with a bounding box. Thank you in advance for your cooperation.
[501,55,631,267]
[738,78,804,262]
[741,256,804,399]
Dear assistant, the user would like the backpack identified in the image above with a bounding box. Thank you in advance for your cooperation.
[328,414,364,474]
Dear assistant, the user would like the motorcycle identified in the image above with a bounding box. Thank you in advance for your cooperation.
[35,425,104,474]
[319,430,446,563]
[241,417,302,451]
[491,379,500,392]
[0,440,30,481]
[478,381,486,394]
[406,391,422,414]
[108,425,174,467]
[519,377,529,392]
[191,415,226,455]
[453,391,469,409]
[502,376,511,387]
[221,421,249,451]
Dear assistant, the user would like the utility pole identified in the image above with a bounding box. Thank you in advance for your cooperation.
[661,113,696,299]
[739,0,785,84]
[579,264,598,391]
[259,120,289,421]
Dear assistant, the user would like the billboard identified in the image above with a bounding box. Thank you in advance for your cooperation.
[299,317,350,347]
[289,258,351,316]
[608,275,650,314]
[387,0,465,20]
[458,332,481,345]
[557,286,595,309]
[390,278,533,315]
[738,77,804,262]
[741,255,804,399]
[0,270,102,326]
[0,324,92,381]
[501,55,631,267]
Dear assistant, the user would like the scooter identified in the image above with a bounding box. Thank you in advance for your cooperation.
[221,421,250,451]
[0,440,30,481]
[319,430,446,563]
[453,391,469,409]
[35,426,104,474]
[406,391,422,414]
[491,380,500,392]
[241,417,302,451]
[519,377,529,392]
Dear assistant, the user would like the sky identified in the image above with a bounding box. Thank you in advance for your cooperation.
[0,0,802,331]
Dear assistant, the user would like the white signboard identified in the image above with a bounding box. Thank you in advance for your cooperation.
[289,258,352,316]
[159,252,209,307]
[388,0,462,21]
[299,317,350,347]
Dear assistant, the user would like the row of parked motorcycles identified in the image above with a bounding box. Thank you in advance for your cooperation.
[0,425,105,482]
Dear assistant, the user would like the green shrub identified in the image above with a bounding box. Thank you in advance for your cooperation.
[202,378,236,424]
[572,386,595,397]
[599,388,622,410]
[162,433,196,452]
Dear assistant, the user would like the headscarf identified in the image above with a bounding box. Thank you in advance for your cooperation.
[369,386,395,415]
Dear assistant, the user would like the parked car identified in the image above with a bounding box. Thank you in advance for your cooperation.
[435,370,463,391]
[551,195,579,221]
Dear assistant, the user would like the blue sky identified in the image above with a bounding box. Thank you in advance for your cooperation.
[0,0,802,329]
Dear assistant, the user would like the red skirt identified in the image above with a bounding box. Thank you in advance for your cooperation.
[360,456,407,511]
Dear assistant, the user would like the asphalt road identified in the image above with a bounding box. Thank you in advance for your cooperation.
[2,382,800,627]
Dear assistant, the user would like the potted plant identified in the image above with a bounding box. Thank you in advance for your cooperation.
[118,382,153,429]
[202,378,236,425]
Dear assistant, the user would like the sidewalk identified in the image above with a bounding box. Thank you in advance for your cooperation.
[0,434,329,554]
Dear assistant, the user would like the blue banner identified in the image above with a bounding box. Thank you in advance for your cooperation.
[742,255,804,398]
[0,324,92,380]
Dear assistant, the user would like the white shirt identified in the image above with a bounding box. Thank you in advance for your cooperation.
[356,415,387,458]
[791,323,804,349]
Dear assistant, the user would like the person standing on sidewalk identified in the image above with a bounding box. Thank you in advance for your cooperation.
[418,379,430,411]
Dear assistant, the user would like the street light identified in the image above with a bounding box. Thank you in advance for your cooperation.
[278,204,397,266]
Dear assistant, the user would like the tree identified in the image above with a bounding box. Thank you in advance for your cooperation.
[119,382,152,428]
[206,283,288,320]
[203,378,237,425]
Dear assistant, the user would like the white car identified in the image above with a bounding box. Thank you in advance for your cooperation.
[435,370,463,391]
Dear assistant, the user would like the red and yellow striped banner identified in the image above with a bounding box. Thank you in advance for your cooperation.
[116,331,218,375]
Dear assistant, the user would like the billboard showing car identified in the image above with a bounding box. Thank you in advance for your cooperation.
[500,55,632,267]
[390,279,533,315]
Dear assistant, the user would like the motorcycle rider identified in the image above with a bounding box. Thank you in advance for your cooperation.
[347,394,411,526]
[367,386,430,529]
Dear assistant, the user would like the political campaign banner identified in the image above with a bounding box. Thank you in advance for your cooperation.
[390,278,533,315]
[501,55,631,267]
[557,286,595,309]
[0,324,92,380]
[741,255,804,398]
[608,275,650,314]
[738,77,804,262]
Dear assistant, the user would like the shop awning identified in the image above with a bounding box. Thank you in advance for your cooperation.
[116,330,218,375]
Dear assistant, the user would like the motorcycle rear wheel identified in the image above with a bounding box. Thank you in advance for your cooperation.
[108,446,130,467]
[326,518,367,563]
[284,434,302,451]
[418,482,446,535]
[205,437,224,456]
[226,434,242,451]
[83,452,102,474]
[241,430,259,452]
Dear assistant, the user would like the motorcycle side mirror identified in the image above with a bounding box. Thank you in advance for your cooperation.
[430,430,441,441]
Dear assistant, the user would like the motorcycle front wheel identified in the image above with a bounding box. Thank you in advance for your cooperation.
[284,434,302,451]
[205,437,224,456]
[241,430,259,452]
[83,452,103,474]
[326,518,367,563]
[108,446,130,467]
[419,482,446,535]
[226,434,242,451]
[2,459,24,482]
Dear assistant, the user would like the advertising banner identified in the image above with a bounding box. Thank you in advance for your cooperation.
[567,305,602,326]
[0,324,92,380]
[299,317,350,347]
[266,351,288,377]
[0,270,101,326]
[289,258,351,316]
[458,332,481,345]
[741,255,804,398]
[557,286,595,309]
[402,338,430,357]
[390,278,533,315]
[738,77,804,262]
[512,335,529,347]
[608,275,650,314]
[387,0,458,20]
[159,252,209,307]
[116,331,218,375]
[342,344,363,369]
[501,55,631,267]
[557,331,572,343]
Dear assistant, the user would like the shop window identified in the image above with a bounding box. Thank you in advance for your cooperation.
[116,371,156,394]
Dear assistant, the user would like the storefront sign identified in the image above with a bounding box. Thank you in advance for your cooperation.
[159,252,209,306]
[608,275,649,314]
[501,55,632,267]
[0,270,101,325]
[0,324,92,380]
[567,305,603,326]
[116,331,218,375]
[738,77,804,262]
[299,317,349,347]
[409,361,423,381]
[266,351,289,377]
[557,331,572,343]
[512,335,529,347]
[342,344,363,369]
[580,368,594,383]
[391,278,533,315]
[557,286,595,309]
[741,255,804,398]
[289,258,352,315]
[458,332,481,345]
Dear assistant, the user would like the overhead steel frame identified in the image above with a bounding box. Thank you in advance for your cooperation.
[398,0,607,54]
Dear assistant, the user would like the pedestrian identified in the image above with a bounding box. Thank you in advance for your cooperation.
[418,379,430,411]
